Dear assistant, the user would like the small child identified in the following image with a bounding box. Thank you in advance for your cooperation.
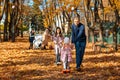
[61,37,72,73]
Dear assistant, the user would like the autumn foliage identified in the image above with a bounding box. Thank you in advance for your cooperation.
[0,35,120,79]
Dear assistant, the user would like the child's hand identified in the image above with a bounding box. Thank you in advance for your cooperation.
[54,41,57,44]
[70,43,74,49]
[62,44,65,48]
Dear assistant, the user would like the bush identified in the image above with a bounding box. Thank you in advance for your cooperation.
[21,25,29,31]
[0,24,4,30]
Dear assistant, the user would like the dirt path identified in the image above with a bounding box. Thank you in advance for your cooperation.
[0,36,120,80]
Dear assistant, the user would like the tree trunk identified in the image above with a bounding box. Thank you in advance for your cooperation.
[0,24,2,42]
[16,27,19,36]
[3,0,9,41]
[114,10,119,51]
[0,0,5,21]
[9,12,13,41]
[94,0,100,22]
[10,0,20,42]
[113,24,118,51]
[99,23,104,43]
[84,17,89,44]
[108,0,119,51]
[90,30,95,51]
[21,30,23,37]
[83,0,90,44]
[11,19,15,42]
[99,28,103,43]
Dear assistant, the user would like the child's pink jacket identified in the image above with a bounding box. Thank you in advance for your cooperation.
[61,46,72,62]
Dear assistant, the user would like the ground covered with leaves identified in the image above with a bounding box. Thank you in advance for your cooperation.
[0,36,120,80]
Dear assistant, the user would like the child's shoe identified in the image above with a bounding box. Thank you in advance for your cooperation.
[66,69,70,73]
[62,70,67,73]
[57,62,61,65]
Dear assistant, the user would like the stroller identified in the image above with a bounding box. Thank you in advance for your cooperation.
[33,34,43,49]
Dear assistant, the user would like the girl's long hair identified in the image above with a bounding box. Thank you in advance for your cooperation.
[55,27,63,37]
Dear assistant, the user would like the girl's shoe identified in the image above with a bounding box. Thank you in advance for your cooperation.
[54,62,61,66]
[66,69,70,73]
[57,62,61,65]
[62,70,67,73]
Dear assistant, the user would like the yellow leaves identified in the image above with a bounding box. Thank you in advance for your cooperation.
[0,5,3,14]
[41,0,83,27]
[43,18,49,28]
[90,0,94,7]
[22,25,27,29]
[109,0,120,10]
[74,0,81,7]
[33,0,41,5]
[104,0,120,14]
[104,5,116,14]
[43,8,56,27]
[115,1,120,10]
[0,37,120,79]
[67,7,72,12]
[113,0,119,4]
[102,0,120,17]
[104,6,112,14]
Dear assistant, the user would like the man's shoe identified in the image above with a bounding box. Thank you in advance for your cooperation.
[75,68,82,72]
[81,64,83,68]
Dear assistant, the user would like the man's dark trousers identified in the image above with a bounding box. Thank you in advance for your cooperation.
[75,41,86,68]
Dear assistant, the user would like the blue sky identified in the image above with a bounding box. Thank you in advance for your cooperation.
[1,0,34,24]
[27,0,43,10]
[28,0,34,6]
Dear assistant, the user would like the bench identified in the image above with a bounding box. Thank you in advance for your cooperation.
[94,43,115,53]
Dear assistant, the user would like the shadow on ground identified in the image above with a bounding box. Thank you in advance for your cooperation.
[0,36,120,80]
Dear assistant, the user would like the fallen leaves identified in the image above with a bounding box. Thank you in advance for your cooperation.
[0,36,120,80]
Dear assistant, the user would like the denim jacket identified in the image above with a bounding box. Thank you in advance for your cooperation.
[71,23,86,43]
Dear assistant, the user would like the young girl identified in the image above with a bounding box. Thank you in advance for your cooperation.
[61,37,72,73]
[53,27,63,65]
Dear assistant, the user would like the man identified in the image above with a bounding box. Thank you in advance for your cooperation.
[29,28,35,49]
[71,16,86,71]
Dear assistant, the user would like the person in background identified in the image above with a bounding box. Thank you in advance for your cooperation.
[41,28,52,49]
[71,16,86,71]
[63,23,71,38]
[53,27,63,65]
[61,37,72,73]
[29,28,35,49]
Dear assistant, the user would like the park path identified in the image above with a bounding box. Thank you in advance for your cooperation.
[0,36,120,80]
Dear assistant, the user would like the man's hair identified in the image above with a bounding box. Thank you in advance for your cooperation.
[74,16,80,21]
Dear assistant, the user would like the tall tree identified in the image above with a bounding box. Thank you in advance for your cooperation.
[108,0,120,51]
[3,0,9,41]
